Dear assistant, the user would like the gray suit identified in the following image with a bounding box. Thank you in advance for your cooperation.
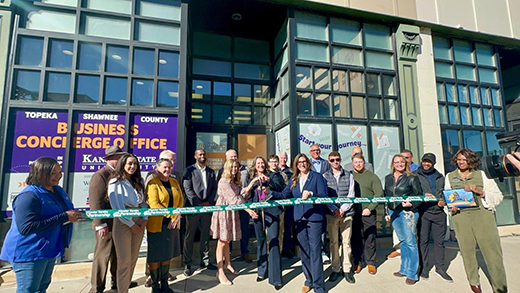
[311,157,331,174]
[182,164,217,266]
[344,161,374,173]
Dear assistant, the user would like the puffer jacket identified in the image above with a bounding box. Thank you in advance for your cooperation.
[384,172,422,213]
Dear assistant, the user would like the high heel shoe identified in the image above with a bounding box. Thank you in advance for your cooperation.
[216,273,233,286]
[226,266,239,275]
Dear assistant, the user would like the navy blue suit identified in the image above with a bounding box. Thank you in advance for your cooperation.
[310,157,331,175]
[271,171,327,293]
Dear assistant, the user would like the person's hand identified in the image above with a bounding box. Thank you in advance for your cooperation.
[438,199,446,208]
[65,210,82,223]
[168,216,181,229]
[246,209,258,219]
[362,208,371,216]
[385,215,391,222]
[425,193,435,197]
[302,190,312,200]
[450,206,460,214]
[140,220,148,231]
[464,184,484,197]
[506,153,520,171]
[333,209,341,218]
[131,224,142,234]
[401,200,413,208]
[98,226,109,238]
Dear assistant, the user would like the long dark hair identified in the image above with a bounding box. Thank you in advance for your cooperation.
[291,153,311,189]
[109,153,144,192]
[25,157,59,186]
[249,155,270,178]
[451,148,481,171]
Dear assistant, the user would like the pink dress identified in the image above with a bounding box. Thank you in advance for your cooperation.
[210,178,246,242]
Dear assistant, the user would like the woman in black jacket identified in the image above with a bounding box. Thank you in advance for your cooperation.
[384,154,422,285]
[248,155,285,290]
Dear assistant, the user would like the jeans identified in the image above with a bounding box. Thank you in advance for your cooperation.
[390,209,419,280]
[12,258,56,293]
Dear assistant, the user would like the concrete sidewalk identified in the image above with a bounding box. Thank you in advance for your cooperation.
[1,225,519,293]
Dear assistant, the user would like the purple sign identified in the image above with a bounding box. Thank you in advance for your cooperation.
[129,114,178,172]
[70,112,126,172]
[9,110,68,173]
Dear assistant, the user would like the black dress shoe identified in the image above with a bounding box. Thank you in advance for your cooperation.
[328,271,342,282]
[256,276,266,282]
[111,281,138,290]
[184,265,193,277]
[200,262,217,270]
[275,284,283,290]
[344,272,355,284]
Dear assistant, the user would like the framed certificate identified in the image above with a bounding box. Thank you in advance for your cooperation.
[442,189,478,208]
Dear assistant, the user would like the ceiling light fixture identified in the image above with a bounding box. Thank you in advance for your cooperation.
[112,54,122,60]
[231,13,242,21]
[159,59,167,64]
[62,50,73,56]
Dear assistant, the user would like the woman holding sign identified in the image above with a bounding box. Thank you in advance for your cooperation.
[145,158,183,293]
[108,153,148,293]
[384,154,422,285]
[1,157,81,293]
[210,159,258,285]
[445,149,506,293]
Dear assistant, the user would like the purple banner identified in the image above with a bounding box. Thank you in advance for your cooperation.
[70,112,126,172]
[9,110,68,173]
[129,114,178,172]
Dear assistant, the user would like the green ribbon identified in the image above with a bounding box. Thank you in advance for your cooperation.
[85,196,438,219]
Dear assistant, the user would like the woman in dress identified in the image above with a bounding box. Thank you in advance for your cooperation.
[0,157,81,293]
[108,153,148,293]
[211,159,258,285]
[445,149,506,293]
[384,154,422,285]
[145,158,183,293]
[248,155,285,290]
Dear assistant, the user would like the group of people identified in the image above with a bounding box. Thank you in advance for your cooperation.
[0,143,508,293]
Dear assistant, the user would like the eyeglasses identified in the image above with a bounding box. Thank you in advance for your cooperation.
[329,158,341,163]
[310,149,320,152]
[269,161,278,164]
[297,160,307,165]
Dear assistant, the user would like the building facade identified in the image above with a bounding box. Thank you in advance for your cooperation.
[0,0,519,261]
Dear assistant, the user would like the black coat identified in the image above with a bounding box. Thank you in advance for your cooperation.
[414,167,445,212]
[384,172,422,212]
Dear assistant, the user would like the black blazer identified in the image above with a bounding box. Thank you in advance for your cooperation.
[182,164,217,207]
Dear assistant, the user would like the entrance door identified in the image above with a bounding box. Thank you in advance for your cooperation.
[237,133,267,168]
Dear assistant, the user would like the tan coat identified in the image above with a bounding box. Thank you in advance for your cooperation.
[146,176,184,233]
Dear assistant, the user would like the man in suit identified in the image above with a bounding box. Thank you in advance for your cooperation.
[216,149,253,263]
[183,149,217,277]
[89,145,137,293]
[343,146,374,172]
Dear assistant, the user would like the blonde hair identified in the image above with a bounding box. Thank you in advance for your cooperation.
[390,154,412,176]
[222,159,241,185]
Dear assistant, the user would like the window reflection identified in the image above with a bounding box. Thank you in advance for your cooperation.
[214,82,231,102]
[16,36,44,66]
[78,42,101,71]
[158,51,179,78]
[384,99,398,120]
[333,95,349,117]
[131,79,153,106]
[350,72,364,93]
[13,70,40,100]
[44,72,71,102]
[106,46,129,74]
[138,0,181,21]
[368,97,381,119]
[296,66,312,89]
[314,68,330,91]
[234,84,251,103]
[462,130,482,156]
[332,70,348,92]
[158,81,178,107]
[315,94,331,117]
[192,80,210,101]
[366,73,380,95]
[75,74,99,103]
[213,104,232,124]
[351,96,365,118]
[297,92,312,115]
[234,106,251,125]
[192,103,210,123]
[441,129,460,172]
[471,107,482,125]
[104,76,127,105]
[254,106,269,125]
[133,48,155,76]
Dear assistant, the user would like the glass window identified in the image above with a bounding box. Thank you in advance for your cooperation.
[106,46,129,74]
[460,106,471,125]
[25,9,76,34]
[480,88,491,105]
[192,80,210,101]
[316,94,331,117]
[314,68,330,91]
[234,106,251,125]
[104,76,127,105]
[136,22,180,45]
[133,48,155,76]
[48,39,73,69]
[453,39,474,63]
[330,18,362,45]
[469,86,480,104]
[254,85,269,104]
[384,99,398,120]
[462,130,482,156]
[438,105,448,124]
[483,108,494,126]
[193,32,232,59]
[333,95,349,117]
[157,81,178,107]
[295,42,329,63]
[193,59,231,77]
[12,70,40,100]
[332,70,348,92]
[192,103,210,123]
[331,47,363,66]
[254,106,269,125]
[476,43,495,67]
[78,42,101,71]
[368,97,382,119]
[235,83,251,103]
[448,105,460,124]
[274,103,281,125]
[351,96,365,118]
[491,89,502,106]
[158,51,179,78]
[364,24,392,50]
[435,62,454,78]
[213,104,232,124]
[366,73,381,95]
[235,38,270,63]
[16,36,44,66]
[457,85,469,103]
[42,0,77,7]
[294,11,327,41]
[382,75,395,96]
[494,109,503,127]
[456,65,476,81]
[441,129,460,171]
[296,66,312,89]
[472,107,482,126]
[86,0,132,14]
[274,22,287,58]
[437,83,446,101]
[131,79,153,106]
[138,0,181,21]
[479,68,497,84]
[234,63,270,80]
[297,92,312,115]
[350,71,364,93]
[446,83,457,102]
[282,97,290,120]
[214,82,231,103]
[85,15,131,40]
[433,37,452,60]
[486,132,502,156]
[44,72,70,102]
[281,72,289,95]
[75,74,99,103]
[365,51,394,70]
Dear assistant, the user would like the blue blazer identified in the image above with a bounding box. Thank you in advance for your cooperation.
[271,171,327,221]
[311,157,331,175]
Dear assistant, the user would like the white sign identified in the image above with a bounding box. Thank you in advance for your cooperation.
[371,126,401,182]
[299,123,333,153]
[336,124,368,163]
[275,124,291,164]
[69,172,94,209]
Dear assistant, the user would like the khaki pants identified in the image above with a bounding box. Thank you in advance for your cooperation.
[452,208,507,293]
[326,214,353,273]
[112,218,145,293]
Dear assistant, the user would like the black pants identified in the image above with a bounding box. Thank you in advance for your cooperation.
[419,209,447,272]
[183,213,211,266]
[351,211,377,266]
